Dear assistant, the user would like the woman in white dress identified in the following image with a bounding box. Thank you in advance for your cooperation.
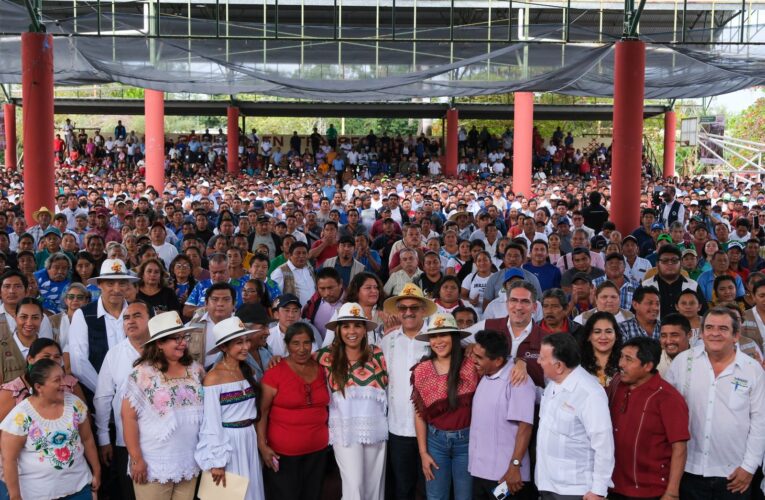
[195,317,265,500]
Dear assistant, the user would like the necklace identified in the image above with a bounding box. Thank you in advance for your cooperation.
[220,358,240,374]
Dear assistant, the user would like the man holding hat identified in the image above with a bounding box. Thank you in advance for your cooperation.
[379,283,437,500]
[69,259,140,394]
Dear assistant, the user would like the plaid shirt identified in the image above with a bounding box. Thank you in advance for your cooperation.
[619,317,661,342]
[591,276,638,311]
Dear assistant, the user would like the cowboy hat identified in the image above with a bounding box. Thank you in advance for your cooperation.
[383,283,437,316]
[415,312,470,342]
[448,210,472,222]
[207,316,258,355]
[33,207,54,222]
[144,311,197,345]
[87,259,140,285]
[325,302,379,332]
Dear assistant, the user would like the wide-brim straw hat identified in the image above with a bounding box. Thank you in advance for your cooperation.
[383,283,437,316]
[33,206,54,222]
[207,316,258,355]
[448,210,472,222]
[88,259,140,285]
[325,302,379,332]
[144,311,198,346]
[415,312,470,342]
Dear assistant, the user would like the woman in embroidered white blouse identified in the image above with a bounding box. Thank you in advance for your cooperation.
[121,311,204,500]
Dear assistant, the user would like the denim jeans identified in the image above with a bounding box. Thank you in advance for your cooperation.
[425,425,472,500]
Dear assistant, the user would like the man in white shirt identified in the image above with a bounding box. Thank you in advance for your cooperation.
[94,300,150,500]
[380,283,436,500]
[149,222,178,269]
[270,242,316,307]
[69,259,138,394]
[536,333,614,500]
[266,294,318,357]
[666,307,765,499]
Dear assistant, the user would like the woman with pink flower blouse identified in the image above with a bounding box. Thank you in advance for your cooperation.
[121,311,204,500]
[0,358,101,500]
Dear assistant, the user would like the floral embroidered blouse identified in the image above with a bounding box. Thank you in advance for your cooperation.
[316,345,389,447]
[0,393,92,500]
[123,361,205,483]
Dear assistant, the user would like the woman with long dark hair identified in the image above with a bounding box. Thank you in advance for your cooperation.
[577,310,623,387]
[169,254,197,307]
[195,317,265,500]
[136,257,181,315]
[412,313,478,500]
[316,303,388,500]
[433,276,472,315]
[121,311,204,500]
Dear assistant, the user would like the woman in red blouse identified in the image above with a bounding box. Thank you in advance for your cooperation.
[257,323,330,500]
[412,312,478,500]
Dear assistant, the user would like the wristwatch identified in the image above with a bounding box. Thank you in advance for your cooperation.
[510,459,521,467]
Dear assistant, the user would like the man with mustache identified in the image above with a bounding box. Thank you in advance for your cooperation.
[380,284,437,500]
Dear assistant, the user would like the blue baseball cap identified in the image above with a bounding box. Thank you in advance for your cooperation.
[503,268,525,284]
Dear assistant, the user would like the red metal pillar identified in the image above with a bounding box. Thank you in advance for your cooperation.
[21,33,55,226]
[227,106,240,175]
[663,110,676,179]
[144,89,165,194]
[445,108,458,177]
[512,92,533,197]
[3,104,16,171]
[611,40,646,235]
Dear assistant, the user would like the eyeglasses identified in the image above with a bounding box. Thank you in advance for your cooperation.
[167,334,192,344]
[174,264,191,270]
[396,304,422,312]
[66,294,87,300]
[304,383,313,406]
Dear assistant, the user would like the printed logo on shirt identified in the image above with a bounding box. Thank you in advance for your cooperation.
[524,352,539,360]
[732,378,749,391]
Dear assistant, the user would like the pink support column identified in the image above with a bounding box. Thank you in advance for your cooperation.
[21,33,55,226]
[227,106,240,175]
[512,92,533,197]
[445,108,458,177]
[144,89,165,194]
[611,40,646,235]
[663,110,676,179]
[3,103,16,171]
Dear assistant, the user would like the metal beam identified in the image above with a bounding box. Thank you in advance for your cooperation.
[25,98,669,120]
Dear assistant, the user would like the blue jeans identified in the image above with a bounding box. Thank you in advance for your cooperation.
[425,425,472,500]
[61,484,93,500]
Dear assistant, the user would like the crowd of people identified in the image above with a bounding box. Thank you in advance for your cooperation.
[0,118,760,500]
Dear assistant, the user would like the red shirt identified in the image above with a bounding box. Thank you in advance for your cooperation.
[261,360,330,456]
[310,239,338,267]
[608,374,690,497]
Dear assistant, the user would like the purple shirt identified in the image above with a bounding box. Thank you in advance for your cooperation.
[468,361,536,482]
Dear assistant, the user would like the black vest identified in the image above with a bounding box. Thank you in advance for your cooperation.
[664,200,681,226]
[81,301,110,373]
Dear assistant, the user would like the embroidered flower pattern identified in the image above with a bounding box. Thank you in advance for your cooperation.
[13,402,86,470]
[129,364,204,418]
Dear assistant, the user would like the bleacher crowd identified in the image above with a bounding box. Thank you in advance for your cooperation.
[0,118,759,500]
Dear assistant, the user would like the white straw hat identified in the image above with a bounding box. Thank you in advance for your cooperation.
[144,311,197,345]
[325,302,379,332]
[207,317,257,355]
[88,259,139,286]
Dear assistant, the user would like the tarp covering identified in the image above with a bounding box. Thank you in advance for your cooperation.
[1,0,765,100]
